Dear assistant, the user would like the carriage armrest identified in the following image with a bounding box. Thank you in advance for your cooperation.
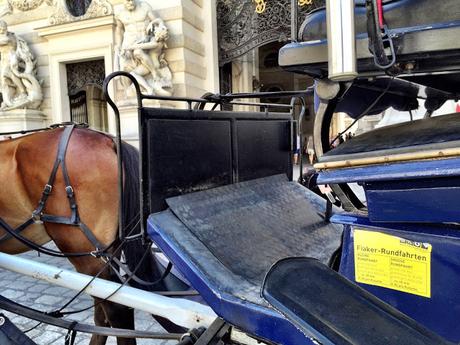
[262,258,452,345]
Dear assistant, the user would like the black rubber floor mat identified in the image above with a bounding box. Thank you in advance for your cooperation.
[166,175,342,285]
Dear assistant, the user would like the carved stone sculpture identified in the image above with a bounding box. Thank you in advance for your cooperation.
[0,0,54,18]
[115,0,173,97]
[0,0,113,25]
[49,0,113,25]
[0,21,42,111]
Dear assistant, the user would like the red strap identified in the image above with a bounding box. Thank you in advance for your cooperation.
[377,0,384,28]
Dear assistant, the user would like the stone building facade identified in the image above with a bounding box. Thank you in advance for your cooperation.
[0,0,383,145]
[0,0,220,143]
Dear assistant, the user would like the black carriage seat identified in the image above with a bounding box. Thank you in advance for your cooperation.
[149,174,343,345]
[280,0,460,79]
[315,111,460,169]
[262,258,452,345]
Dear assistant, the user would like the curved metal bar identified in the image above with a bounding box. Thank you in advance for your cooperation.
[230,101,293,109]
[141,94,210,103]
[103,71,142,240]
[313,81,365,212]
[294,96,307,182]
[220,88,313,100]
[103,71,142,109]
[194,92,219,110]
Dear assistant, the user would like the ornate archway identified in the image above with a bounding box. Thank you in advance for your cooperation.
[216,0,325,66]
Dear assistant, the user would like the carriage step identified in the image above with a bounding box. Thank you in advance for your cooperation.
[148,174,343,345]
[262,258,453,345]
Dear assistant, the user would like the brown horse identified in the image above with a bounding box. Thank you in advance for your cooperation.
[0,126,160,345]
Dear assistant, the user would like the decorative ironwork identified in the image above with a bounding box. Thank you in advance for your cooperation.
[217,0,325,66]
[253,0,313,14]
[253,0,266,14]
[66,60,105,95]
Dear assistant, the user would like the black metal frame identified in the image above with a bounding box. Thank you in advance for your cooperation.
[0,294,182,341]
[103,71,311,243]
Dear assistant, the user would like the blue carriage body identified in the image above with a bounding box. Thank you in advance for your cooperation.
[105,0,460,344]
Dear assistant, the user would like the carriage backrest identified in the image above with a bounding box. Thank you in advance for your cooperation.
[139,107,294,215]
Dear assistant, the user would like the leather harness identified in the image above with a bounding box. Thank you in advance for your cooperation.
[0,124,173,287]
[0,125,108,258]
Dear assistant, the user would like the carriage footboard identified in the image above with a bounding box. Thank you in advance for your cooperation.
[148,174,343,345]
[148,174,454,344]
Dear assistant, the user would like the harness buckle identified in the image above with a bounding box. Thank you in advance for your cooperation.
[43,184,53,195]
[90,250,109,263]
[65,186,74,197]
[32,211,43,224]
[100,255,109,264]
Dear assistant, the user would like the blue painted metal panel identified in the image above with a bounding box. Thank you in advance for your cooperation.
[147,215,315,345]
[334,213,460,343]
[366,185,460,223]
[317,157,460,223]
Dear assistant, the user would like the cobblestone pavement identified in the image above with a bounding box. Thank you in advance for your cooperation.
[0,246,176,345]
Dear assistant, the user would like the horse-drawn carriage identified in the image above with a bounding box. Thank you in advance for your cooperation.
[1,0,460,344]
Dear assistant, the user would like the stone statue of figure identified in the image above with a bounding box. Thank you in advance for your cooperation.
[115,0,173,97]
[0,21,42,111]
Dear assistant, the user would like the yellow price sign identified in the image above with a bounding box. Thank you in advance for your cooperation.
[353,228,432,298]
